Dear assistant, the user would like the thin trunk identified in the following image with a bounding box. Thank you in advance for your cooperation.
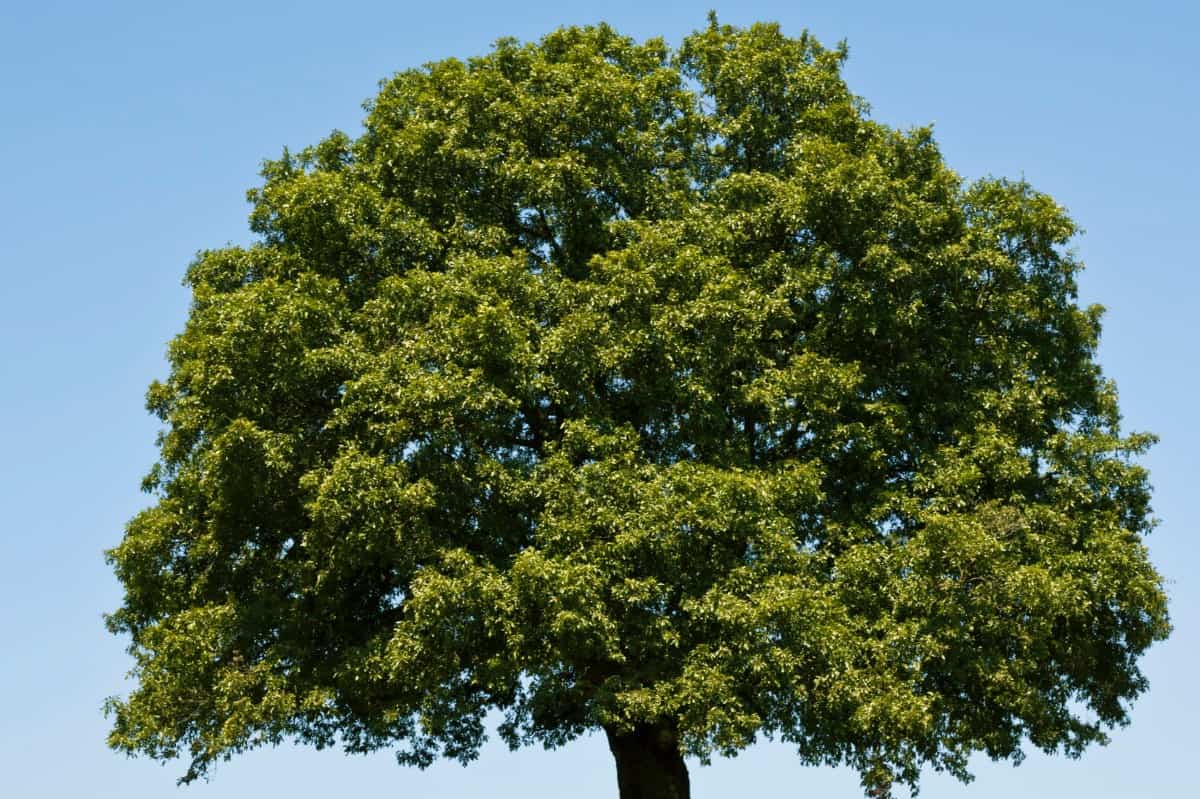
[605,724,690,799]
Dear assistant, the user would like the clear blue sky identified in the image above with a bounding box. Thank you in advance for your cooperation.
[1,1,1195,796]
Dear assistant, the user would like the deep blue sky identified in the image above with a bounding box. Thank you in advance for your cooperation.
[1,1,1195,796]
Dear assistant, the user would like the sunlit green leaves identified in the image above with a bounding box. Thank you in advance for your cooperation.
[107,17,1168,797]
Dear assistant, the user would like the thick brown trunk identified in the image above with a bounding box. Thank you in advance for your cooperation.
[605,723,690,799]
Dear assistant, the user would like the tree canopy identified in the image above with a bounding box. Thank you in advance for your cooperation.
[106,17,1169,799]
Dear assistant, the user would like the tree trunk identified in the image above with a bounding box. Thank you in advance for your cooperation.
[604,723,690,799]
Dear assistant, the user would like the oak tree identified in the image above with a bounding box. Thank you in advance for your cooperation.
[106,18,1170,799]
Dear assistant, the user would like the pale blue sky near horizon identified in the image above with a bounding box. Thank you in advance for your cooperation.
[1,1,1196,796]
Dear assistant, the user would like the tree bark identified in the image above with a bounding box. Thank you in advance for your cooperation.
[604,724,690,799]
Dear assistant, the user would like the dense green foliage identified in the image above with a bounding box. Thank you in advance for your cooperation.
[107,18,1169,797]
